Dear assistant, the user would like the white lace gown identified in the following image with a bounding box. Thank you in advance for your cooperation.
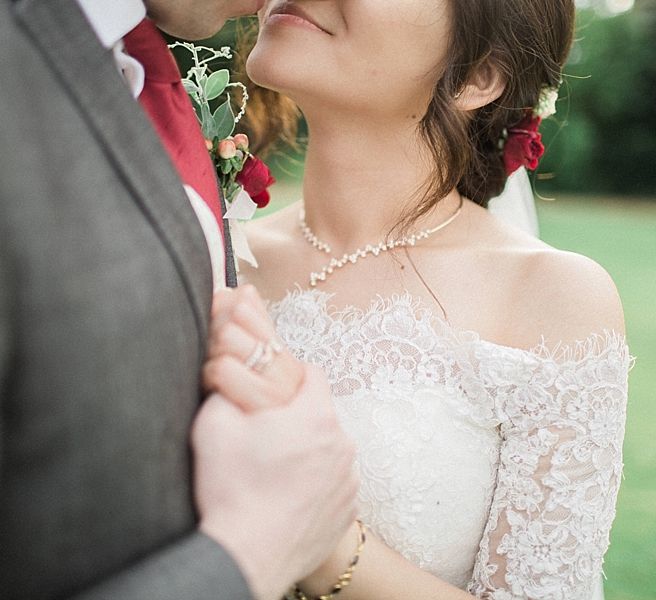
[269,289,633,600]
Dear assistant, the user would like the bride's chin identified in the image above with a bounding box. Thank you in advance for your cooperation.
[246,48,307,99]
[246,44,352,117]
[246,46,272,83]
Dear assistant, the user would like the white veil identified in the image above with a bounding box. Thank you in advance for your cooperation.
[487,167,540,237]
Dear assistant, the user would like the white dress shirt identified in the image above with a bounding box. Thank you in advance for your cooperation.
[76,0,226,292]
[76,0,146,97]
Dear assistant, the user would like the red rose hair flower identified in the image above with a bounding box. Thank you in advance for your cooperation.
[503,115,545,176]
[236,155,276,208]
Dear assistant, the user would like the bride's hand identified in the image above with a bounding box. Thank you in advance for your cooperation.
[203,285,305,412]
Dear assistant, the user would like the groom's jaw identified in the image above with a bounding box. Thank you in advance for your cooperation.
[145,0,265,40]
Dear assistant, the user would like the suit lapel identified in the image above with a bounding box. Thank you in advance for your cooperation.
[13,0,213,348]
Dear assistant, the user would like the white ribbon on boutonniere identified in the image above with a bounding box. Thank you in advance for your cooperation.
[223,187,259,270]
[184,184,226,292]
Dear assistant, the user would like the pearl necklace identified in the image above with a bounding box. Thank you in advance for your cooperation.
[299,196,464,286]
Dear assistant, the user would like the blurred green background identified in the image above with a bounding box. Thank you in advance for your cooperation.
[538,0,656,198]
[181,1,656,597]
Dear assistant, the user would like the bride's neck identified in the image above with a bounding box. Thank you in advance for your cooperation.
[301,113,459,254]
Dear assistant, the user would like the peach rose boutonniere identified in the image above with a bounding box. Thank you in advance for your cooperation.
[171,42,276,268]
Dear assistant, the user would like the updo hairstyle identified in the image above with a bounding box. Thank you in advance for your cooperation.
[419,0,576,218]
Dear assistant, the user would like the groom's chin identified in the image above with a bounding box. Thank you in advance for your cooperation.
[154,22,226,41]
[146,0,264,41]
[147,12,224,41]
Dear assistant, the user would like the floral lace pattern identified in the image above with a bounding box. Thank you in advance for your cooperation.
[269,289,634,599]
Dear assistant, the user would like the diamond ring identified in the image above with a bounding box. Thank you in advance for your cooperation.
[244,337,284,373]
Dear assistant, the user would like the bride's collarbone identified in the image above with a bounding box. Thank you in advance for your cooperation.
[244,205,620,352]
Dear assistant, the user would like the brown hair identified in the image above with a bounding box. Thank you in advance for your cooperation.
[239,1,575,221]
[413,0,576,225]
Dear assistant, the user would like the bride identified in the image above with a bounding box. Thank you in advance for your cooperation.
[210,0,633,598]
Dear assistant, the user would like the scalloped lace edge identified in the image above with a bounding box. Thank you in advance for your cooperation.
[268,287,636,369]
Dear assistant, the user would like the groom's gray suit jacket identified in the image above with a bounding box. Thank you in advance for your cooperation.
[0,0,249,598]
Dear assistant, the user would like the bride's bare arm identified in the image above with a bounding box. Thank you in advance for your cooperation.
[299,522,474,600]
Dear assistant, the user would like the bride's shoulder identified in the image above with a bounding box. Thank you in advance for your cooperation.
[466,202,625,348]
[506,240,625,349]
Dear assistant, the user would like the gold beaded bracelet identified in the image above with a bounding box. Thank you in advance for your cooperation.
[291,520,367,600]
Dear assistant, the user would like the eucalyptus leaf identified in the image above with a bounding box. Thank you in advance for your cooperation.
[182,79,199,95]
[213,100,235,140]
[190,98,203,124]
[200,102,218,139]
[204,70,230,101]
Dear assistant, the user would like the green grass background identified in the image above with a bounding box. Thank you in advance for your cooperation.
[263,178,656,598]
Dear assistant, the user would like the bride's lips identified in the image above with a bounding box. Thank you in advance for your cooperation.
[266,1,331,34]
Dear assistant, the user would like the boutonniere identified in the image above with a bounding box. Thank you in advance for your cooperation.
[169,42,276,268]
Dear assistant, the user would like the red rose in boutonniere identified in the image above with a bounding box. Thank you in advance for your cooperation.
[236,156,276,208]
[171,42,276,209]
[172,41,277,269]
[503,115,545,176]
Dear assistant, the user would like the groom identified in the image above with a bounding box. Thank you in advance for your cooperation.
[0,1,357,599]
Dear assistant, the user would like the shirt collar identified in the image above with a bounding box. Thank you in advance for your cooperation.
[76,0,147,49]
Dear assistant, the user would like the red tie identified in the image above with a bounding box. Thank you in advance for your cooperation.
[123,19,226,238]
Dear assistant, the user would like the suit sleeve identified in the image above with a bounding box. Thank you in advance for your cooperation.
[0,240,9,481]
[71,532,255,600]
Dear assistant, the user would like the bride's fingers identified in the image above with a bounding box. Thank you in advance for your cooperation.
[203,355,300,412]
[204,346,305,406]
[207,299,277,359]
[213,285,268,323]
[211,288,239,326]
[207,315,276,365]
[203,356,272,412]
[231,288,277,340]
[208,321,257,363]
[209,286,276,348]
[204,322,304,404]
[207,285,303,408]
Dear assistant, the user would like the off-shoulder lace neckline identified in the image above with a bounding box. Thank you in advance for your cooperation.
[270,285,632,598]
[267,286,631,366]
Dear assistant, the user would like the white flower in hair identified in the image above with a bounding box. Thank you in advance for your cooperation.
[533,86,560,119]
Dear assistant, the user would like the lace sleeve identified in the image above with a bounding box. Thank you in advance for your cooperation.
[467,332,634,600]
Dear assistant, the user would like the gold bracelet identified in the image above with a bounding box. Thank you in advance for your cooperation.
[292,520,367,600]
